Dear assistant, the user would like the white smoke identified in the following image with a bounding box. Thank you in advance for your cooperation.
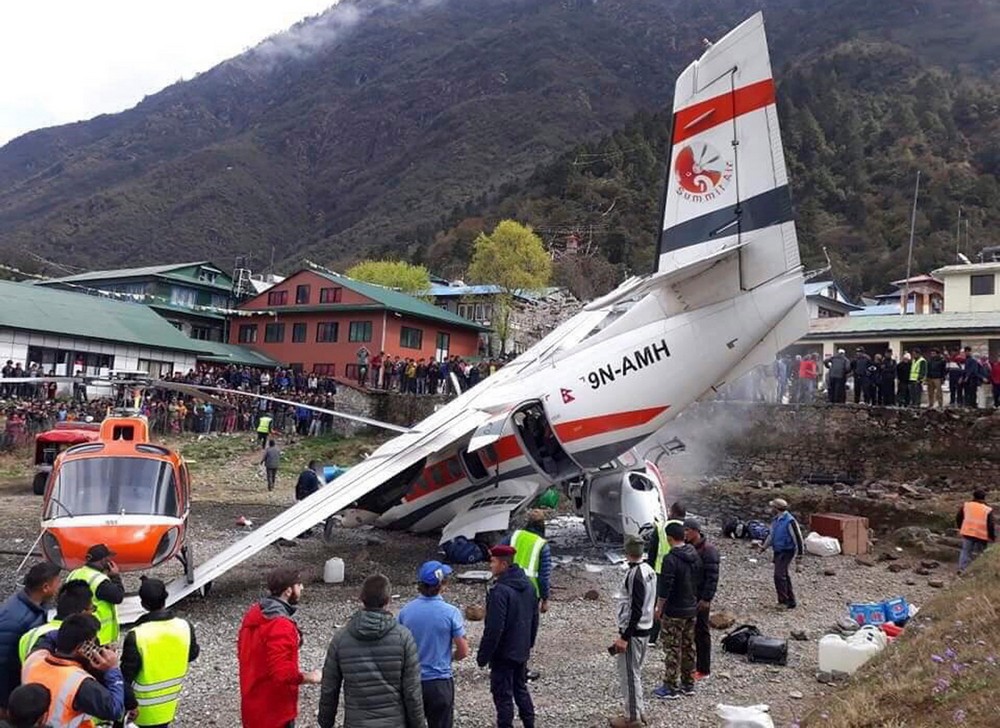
[241,0,449,67]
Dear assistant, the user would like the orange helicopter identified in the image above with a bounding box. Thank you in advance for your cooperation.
[35,373,194,582]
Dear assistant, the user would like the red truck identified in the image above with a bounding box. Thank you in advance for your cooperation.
[32,421,101,494]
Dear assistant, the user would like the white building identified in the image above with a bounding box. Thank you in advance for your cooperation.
[0,280,206,377]
[933,262,1000,313]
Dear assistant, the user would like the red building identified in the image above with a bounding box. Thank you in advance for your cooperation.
[229,269,487,378]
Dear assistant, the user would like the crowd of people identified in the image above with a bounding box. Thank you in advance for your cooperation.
[1,487,993,727]
[0,353,508,450]
[353,347,504,394]
[740,346,1000,409]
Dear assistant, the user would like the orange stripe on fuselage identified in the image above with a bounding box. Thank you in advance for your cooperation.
[553,406,669,443]
[672,78,775,145]
[402,407,667,504]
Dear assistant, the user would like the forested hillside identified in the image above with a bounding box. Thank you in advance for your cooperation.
[0,0,997,296]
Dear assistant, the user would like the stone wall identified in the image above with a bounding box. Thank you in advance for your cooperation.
[331,384,446,435]
[662,402,1000,489]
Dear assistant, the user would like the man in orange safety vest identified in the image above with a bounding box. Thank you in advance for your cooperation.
[956,489,995,574]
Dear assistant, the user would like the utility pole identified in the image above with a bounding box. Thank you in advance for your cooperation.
[902,171,921,316]
[956,207,962,259]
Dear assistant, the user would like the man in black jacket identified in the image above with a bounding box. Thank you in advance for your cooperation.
[684,519,720,681]
[477,545,538,728]
[652,523,701,701]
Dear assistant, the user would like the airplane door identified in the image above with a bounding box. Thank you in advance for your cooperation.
[620,471,664,537]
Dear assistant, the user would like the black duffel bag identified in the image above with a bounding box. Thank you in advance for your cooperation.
[746,635,788,665]
[721,624,761,655]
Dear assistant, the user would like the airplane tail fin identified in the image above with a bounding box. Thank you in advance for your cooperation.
[656,12,801,291]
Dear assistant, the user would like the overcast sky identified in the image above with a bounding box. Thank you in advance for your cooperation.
[0,0,336,147]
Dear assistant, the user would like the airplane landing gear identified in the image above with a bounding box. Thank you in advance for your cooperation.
[177,545,195,585]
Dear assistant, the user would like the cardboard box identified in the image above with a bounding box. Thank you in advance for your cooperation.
[810,513,870,555]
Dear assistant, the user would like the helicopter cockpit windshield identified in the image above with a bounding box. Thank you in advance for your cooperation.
[46,457,179,518]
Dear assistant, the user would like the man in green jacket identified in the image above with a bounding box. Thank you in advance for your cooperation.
[318,575,425,728]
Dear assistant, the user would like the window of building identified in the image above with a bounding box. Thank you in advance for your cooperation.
[238,325,258,344]
[197,268,219,284]
[289,362,304,372]
[348,321,373,342]
[320,287,343,303]
[267,290,288,306]
[170,286,197,309]
[190,326,213,340]
[296,284,311,304]
[970,274,995,296]
[344,363,358,380]
[316,322,339,343]
[435,332,450,360]
[292,323,307,343]
[400,326,423,349]
[314,363,336,376]
[138,359,174,377]
[264,323,285,343]
[457,303,472,319]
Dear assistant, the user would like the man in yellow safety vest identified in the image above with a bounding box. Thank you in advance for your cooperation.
[66,545,124,647]
[505,510,552,682]
[121,578,199,728]
[18,580,93,664]
[256,411,274,449]
[956,489,995,574]
[645,502,686,644]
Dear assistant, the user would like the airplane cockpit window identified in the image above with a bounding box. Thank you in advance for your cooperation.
[628,473,655,492]
[47,458,179,518]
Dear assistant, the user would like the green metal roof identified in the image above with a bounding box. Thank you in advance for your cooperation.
[312,270,489,331]
[0,280,204,352]
[805,312,1000,339]
[35,261,233,293]
[191,342,282,367]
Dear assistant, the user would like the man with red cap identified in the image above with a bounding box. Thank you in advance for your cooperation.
[477,545,538,728]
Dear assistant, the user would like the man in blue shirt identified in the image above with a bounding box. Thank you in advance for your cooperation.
[398,561,469,728]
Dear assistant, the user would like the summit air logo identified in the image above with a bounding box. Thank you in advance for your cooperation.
[674,142,733,202]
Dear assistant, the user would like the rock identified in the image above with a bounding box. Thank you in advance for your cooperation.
[888,563,907,573]
[906,579,917,586]
[364,535,385,546]
[835,617,859,633]
[709,610,737,630]
[791,629,808,641]
[929,579,945,588]
[855,555,877,567]
[880,551,901,561]
[893,526,934,546]
[464,605,485,621]
[789,690,804,699]
[823,568,837,576]
[920,560,941,570]
[816,671,833,684]
[866,488,886,499]
[583,589,600,601]
[915,567,932,576]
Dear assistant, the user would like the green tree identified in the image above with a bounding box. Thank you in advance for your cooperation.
[345,259,431,295]
[467,220,552,354]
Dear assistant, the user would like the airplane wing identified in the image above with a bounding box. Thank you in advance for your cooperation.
[164,404,495,605]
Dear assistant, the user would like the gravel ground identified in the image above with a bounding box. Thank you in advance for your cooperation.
[0,482,949,728]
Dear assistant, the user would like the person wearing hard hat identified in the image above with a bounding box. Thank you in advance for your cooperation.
[121,578,200,728]
[66,545,125,646]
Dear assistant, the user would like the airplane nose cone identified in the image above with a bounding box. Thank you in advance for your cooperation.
[44,523,178,571]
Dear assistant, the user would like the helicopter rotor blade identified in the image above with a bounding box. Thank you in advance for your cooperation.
[151,382,409,434]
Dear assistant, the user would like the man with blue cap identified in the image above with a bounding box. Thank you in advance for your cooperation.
[398,561,469,728]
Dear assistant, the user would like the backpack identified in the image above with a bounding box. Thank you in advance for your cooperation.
[721,624,761,655]
[441,536,489,565]
[746,636,788,665]
[722,517,741,539]
[746,520,770,542]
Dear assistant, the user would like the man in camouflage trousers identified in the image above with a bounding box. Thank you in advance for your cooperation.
[652,523,702,700]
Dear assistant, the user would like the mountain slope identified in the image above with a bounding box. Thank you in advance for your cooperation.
[0,0,997,280]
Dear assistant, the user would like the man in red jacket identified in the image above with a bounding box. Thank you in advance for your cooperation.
[237,568,322,728]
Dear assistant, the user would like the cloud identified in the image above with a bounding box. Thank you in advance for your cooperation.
[0,0,340,146]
